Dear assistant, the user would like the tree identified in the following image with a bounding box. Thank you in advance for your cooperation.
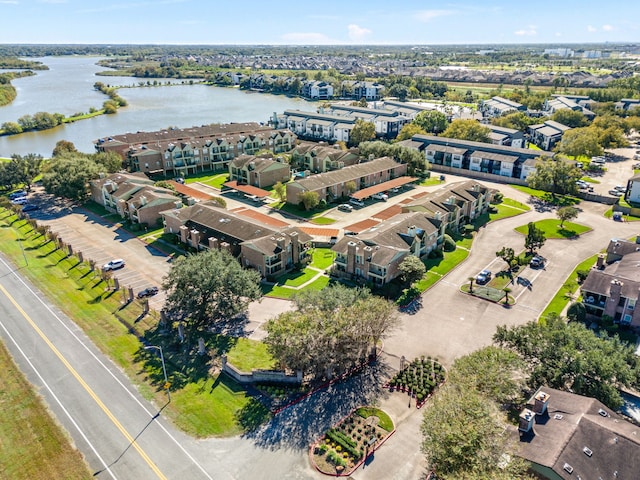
[524,222,546,254]
[358,140,427,176]
[52,140,77,158]
[265,287,398,378]
[300,190,319,211]
[421,383,531,480]
[556,206,579,228]
[162,249,261,333]
[398,255,426,285]
[9,153,44,191]
[395,123,426,142]
[567,302,587,322]
[494,316,640,410]
[349,118,376,146]
[91,151,123,173]
[551,109,588,128]
[441,119,490,143]
[526,157,582,197]
[495,247,515,271]
[556,128,603,158]
[273,181,286,202]
[1,121,22,134]
[413,110,448,135]
[41,154,100,200]
[490,111,537,132]
[467,276,475,293]
[344,180,357,195]
[502,287,512,304]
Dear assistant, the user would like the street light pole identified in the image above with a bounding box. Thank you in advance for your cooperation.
[144,345,170,402]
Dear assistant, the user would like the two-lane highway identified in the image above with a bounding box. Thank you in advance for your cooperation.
[0,254,224,480]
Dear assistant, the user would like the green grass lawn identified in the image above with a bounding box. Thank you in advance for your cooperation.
[0,209,266,438]
[419,177,445,187]
[413,271,442,292]
[539,254,598,322]
[356,407,394,432]
[514,218,592,239]
[310,216,337,225]
[310,248,336,269]
[226,338,275,371]
[424,248,470,276]
[274,268,319,287]
[199,173,229,189]
[263,275,330,298]
[580,176,600,184]
[500,197,530,210]
[604,208,640,222]
[511,185,580,207]
[0,341,93,480]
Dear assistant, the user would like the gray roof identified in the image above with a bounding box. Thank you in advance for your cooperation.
[293,157,401,191]
[425,144,468,155]
[515,386,640,480]
[470,150,519,163]
[582,250,640,297]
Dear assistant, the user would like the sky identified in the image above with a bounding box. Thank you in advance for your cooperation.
[1,0,639,45]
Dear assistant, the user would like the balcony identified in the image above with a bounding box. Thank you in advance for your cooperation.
[335,256,347,266]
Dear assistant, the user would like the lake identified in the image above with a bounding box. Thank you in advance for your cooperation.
[0,56,313,157]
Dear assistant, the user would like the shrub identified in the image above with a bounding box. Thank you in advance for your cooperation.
[443,234,456,252]
[576,269,590,284]
[428,248,443,259]
[567,302,587,322]
[492,192,504,203]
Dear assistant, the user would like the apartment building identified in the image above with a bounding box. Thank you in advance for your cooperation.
[94,123,296,176]
[290,142,360,174]
[228,154,291,189]
[479,96,526,118]
[285,156,407,205]
[528,120,571,151]
[161,202,311,278]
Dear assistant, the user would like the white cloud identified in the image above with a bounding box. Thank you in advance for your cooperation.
[347,24,372,41]
[414,9,456,22]
[587,25,597,32]
[602,24,614,31]
[280,32,334,44]
[514,26,537,36]
[0,0,19,4]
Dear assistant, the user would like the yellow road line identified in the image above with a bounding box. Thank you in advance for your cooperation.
[0,284,167,480]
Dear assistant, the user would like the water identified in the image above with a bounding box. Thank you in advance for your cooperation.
[0,56,313,157]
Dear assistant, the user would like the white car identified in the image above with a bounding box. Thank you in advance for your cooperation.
[608,190,623,197]
[372,192,388,201]
[103,259,125,271]
[337,204,353,212]
[11,197,28,205]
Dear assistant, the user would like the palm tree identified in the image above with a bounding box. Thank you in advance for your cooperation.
[502,287,512,305]
[468,276,475,293]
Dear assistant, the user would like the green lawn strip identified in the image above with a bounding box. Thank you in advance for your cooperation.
[580,176,600,184]
[355,407,394,432]
[488,272,513,290]
[309,248,336,269]
[425,248,470,276]
[510,185,580,207]
[455,235,473,250]
[0,341,93,480]
[514,218,592,239]
[81,200,122,223]
[414,271,443,292]
[539,254,599,321]
[0,210,259,437]
[500,197,530,211]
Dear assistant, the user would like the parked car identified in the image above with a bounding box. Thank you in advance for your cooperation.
[11,197,28,205]
[390,187,400,193]
[372,192,388,201]
[475,269,492,285]
[614,185,627,193]
[337,204,353,212]
[102,259,125,271]
[608,189,623,197]
[21,204,39,212]
[137,286,159,298]
[9,190,27,200]
[174,177,185,184]
[349,198,364,207]
[530,256,545,268]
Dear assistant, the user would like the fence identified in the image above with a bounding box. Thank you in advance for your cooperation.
[221,355,302,386]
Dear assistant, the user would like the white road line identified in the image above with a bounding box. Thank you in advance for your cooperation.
[0,317,118,480]
[0,256,215,480]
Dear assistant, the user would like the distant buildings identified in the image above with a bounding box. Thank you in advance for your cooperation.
[403,134,552,181]
[543,95,595,121]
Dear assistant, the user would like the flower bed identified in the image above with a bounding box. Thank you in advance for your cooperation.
[310,406,394,476]
[387,356,445,407]
[253,383,310,412]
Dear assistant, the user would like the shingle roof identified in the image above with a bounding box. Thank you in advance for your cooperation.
[293,157,401,191]
[515,386,640,480]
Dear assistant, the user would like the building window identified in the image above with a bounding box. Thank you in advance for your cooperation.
[628,299,636,310]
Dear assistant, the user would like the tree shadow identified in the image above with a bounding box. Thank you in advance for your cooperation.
[242,360,394,451]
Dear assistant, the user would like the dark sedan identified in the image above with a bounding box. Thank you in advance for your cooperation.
[137,286,159,298]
